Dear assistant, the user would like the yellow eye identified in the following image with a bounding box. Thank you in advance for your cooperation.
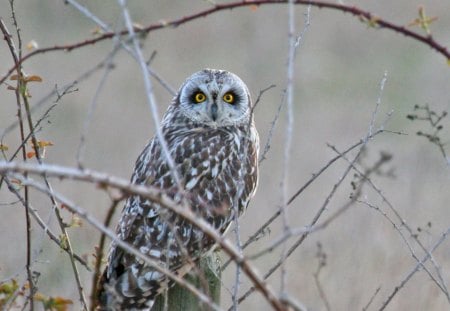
[223,93,234,104]
[194,92,206,103]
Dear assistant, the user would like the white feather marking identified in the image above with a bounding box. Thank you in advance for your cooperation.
[121,279,131,296]
[168,250,179,258]
[234,133,240,149]
[149,249,161,258]
[139,246,149,254]
[144,271,162,281]
[131,265,139,275]
[206,190,213,201]
[211,165,218,178]
[186,176,199,190]
[147,208,157,217]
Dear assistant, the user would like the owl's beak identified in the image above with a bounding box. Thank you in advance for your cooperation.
[210,102,218,121]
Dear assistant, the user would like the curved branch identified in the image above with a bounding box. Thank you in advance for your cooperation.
[1,0,449,85]
[0,161,287,311]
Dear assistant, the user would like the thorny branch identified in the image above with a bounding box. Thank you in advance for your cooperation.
[1,0,449,86]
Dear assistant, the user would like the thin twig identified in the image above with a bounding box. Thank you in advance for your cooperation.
[222,128,387,271]
[118,0,182,188]
[236,133,368,305]
[1,82,87,141]
[89,197,122,311]
[378,226,450,310]
[359,198,449,299]
[279,0,296,295]
[76,43,121,168]
[1,12,89,309]
[333,147,450,301]
[65,0,177,97]
[0,14,35,309]
[0,102,58,189]
[259,89,285,163]
[362,286,381,311]
[0,99,90,279]
[4,176,90,269]
[313,243,330,311]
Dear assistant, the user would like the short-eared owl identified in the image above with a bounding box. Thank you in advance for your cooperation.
[97,69,259,310]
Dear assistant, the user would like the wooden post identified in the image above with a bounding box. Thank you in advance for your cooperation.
[152,252,221,311]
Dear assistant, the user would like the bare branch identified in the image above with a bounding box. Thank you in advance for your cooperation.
[2,1,449,85]
[362,286,381,311]
[118,0,182,188]
[0,161,287,311]
[378,225,450,310]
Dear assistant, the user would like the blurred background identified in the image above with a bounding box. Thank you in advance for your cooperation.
[1,0,450,310]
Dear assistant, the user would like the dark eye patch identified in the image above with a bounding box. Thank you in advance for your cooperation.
[189,89,204,103]
[226,90,242,104]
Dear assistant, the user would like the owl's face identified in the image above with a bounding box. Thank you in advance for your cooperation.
[176,69,252,127]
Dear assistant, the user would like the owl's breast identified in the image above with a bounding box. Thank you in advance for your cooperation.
[171,128,257,220]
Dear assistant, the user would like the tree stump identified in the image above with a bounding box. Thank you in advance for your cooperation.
[152,252,221,311]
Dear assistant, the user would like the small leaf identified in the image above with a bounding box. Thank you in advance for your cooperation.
[27,151,36,159]
[407,6,438,34]
[24,75,43,83]
[34,293,47,302]
[0,144,9,151]
[69,215,83,228]
[59,235,68,249]
[51,296,73,311]
[37,140,54,148]
[10,179,22,186]
[35,293,73,311]
[10,74,43,83]
[0,279,18,294]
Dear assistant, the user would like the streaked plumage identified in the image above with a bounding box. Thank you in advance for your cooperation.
[97,69,259,310]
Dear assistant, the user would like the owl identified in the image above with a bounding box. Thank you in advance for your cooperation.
[97,69,259,310]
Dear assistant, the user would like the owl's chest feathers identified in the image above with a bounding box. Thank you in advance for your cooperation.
[171,127,245,183]
[129,125,257,231]
[161,126,255,215]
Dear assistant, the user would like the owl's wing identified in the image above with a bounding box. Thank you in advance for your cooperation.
[98,137,172,308]
[116,138,164,238]
[99,127,258,309]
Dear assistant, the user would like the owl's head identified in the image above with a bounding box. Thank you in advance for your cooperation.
[174,69,252,127]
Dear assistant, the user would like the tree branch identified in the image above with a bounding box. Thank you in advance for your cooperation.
[1,0,449,85]
[0,162,287,311]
